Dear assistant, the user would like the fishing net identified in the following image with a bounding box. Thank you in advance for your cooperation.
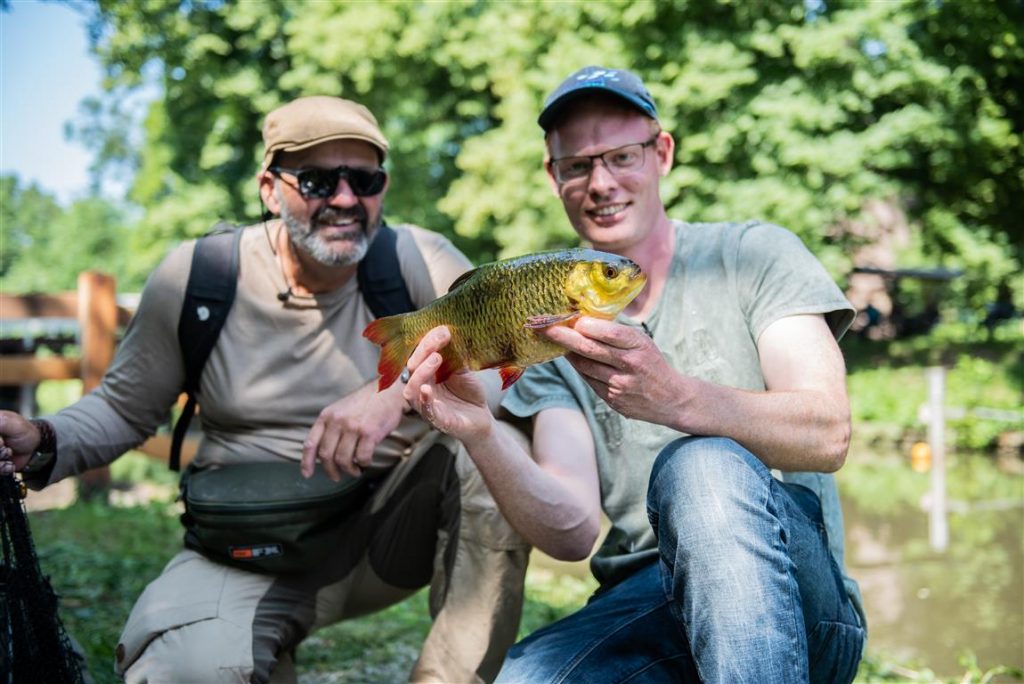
[1,473,87,683]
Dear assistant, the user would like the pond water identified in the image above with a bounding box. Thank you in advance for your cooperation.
[838,450,1024,677]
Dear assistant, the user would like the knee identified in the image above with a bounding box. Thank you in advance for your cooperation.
[121,619,254,683]
[647,437,772,540]
[495,639,562,684]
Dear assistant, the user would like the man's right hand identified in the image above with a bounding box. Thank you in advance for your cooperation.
[0,411,40,476]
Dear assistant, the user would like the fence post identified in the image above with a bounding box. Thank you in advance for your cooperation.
[927,366,948,552]
[76,271,117,499]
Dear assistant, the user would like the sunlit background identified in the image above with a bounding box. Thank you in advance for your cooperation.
[2,1,1021,682]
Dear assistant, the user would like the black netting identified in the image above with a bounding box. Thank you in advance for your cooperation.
[1,474,87,683]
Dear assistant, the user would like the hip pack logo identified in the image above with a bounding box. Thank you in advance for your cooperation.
[229,543,284,560]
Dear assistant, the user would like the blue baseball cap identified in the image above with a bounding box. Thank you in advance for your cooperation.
[538,66,658,131]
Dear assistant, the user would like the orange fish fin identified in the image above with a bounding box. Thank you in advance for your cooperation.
[524,311,580,329]
[362,315,411,391]
[499,365,526,389]
[433,347,461,385]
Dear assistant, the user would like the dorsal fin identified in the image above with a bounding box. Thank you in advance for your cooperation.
[447,267,480,293]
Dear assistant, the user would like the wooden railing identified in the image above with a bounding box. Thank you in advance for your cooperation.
[0,272,197,494]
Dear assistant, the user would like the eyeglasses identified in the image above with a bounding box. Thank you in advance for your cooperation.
[549,135,660,184]
[269,165,387,198]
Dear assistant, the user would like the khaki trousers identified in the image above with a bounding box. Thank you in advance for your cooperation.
[116,431,529,683]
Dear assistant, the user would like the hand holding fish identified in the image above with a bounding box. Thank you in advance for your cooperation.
[541,317,688,429]
[402,326,494,446]
[300,379,407,481]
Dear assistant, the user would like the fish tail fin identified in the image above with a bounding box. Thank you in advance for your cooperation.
[499,365,525,389]
[362,315,411,391]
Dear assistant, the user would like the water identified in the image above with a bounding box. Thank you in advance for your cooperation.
[839,451,1024,676]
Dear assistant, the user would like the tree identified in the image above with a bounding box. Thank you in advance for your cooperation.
[68,0,1021,312]
[0,174,138,293]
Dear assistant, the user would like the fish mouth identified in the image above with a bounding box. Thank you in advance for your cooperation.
[585,265,647,317]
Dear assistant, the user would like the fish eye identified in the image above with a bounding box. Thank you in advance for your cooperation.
[603,264,619,279]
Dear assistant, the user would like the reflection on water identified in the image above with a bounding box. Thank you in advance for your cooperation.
[839,450,1024,676]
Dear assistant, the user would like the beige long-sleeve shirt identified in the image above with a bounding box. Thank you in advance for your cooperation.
[41,222,471,484]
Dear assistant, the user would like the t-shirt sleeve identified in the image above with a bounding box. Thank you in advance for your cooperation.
[502,359,582,419]
[734,222,855,342]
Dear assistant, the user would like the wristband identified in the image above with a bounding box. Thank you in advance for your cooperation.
[25,418,57,474]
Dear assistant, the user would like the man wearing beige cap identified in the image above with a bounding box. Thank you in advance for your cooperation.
[0,95,528,683]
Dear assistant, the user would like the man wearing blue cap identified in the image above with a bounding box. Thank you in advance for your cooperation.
[400,65,866,682]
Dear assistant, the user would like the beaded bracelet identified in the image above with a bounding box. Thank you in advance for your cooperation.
[29,418,57,454]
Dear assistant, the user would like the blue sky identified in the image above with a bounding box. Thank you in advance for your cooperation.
[1,0,103,204]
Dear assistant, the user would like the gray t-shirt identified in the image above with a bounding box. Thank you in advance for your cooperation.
[503,220,863,620]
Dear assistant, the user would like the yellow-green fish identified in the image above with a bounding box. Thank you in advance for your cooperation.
[363,248,647,390]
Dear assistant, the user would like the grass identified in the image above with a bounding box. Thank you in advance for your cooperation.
[24,480,598,684]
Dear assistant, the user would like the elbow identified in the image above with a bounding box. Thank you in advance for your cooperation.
[542,516,600,562]
[821,412,851,473]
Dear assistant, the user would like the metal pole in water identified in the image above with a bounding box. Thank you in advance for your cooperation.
[927,366,948,552]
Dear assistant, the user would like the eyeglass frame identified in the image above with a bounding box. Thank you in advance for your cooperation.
[548,133,662,184]
[268,164,388,199]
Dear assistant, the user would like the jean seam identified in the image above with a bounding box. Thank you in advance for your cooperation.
[550,598,673,684]
[769,480,812,683]
[620,653,692,683]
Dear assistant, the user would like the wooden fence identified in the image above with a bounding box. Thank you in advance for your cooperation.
[0,272,196,494]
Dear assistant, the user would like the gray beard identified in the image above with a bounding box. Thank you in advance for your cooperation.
[278,192,373,268]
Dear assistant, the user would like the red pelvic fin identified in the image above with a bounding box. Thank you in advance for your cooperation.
[362,315,410,391]
[524,311,580,329]
[499,365,525,389]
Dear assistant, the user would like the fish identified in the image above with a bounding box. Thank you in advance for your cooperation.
[363,248,647,391]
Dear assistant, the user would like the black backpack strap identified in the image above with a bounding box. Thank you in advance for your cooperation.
[357,223,415,318]
[171,224,242,471]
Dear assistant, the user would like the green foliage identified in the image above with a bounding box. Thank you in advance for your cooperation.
[0,175,144,292]
[30,501,182,682]
[50,0,1018,302]
[856,650,1024,682]
[844,321,1023,451]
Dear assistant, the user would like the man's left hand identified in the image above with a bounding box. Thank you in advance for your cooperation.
[540,317,684,427]
[300,380,405,481]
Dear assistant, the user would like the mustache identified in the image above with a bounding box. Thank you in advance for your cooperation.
[312,205,366,228]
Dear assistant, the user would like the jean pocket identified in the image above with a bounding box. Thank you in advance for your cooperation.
[808,619,865,684]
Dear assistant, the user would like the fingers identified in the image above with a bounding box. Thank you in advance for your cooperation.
[0,445,14,477]
[542,317,643,353]
[301,421,326,478]
[406,326,451,374]
[402,352,443,409]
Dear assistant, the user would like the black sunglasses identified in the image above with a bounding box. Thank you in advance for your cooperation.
[269,165,387,198]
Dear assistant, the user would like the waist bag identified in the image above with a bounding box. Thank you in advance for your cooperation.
[180,462,374,575]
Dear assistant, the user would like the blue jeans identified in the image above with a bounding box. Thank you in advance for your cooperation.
[497,437,865,684]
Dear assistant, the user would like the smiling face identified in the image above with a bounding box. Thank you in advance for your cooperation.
[259,138,388,268]
[545,96,674,255]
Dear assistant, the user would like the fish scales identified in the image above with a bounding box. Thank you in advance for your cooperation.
[363,248,646,390]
